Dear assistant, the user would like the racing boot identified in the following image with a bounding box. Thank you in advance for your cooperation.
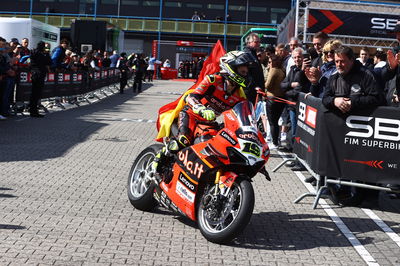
[152,137,188,182]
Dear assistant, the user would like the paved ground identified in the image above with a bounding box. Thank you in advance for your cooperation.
[0,80,399,265]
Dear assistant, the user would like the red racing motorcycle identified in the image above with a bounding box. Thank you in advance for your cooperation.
[127,101,270,244]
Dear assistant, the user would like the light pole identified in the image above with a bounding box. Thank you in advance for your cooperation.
[94,0,97,19]
[294,0,299,38]
[224,0,229,49]
[157,0,163,60]
[30,0,33,18]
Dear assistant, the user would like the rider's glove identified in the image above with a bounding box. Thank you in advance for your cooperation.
[201,109,215,121]
[193,104,215,121]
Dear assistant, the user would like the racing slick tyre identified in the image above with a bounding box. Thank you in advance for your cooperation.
[197,177,255,244]
[127,144,163,211]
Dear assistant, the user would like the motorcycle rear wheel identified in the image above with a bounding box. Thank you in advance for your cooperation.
[127,144,162,211]
[197,177,254,244]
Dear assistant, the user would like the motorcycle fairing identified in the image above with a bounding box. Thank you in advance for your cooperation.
[160,146,213,220]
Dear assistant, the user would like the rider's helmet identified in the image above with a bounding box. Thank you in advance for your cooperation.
[219,50,256,88]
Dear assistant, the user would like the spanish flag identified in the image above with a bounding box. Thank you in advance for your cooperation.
[155,40,226,142]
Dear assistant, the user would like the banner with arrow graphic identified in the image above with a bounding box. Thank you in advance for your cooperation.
[294,93,400,184]
[308,9,398,38]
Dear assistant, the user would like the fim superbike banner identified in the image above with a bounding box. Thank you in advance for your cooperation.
[294,93,400,185]
[308,9,398,38]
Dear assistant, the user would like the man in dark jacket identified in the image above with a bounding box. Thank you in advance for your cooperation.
[117,52,129,94]
[382,22,400,105]
[322,46,382,113]
[311,31,329,68]
[281,47,310,136]
[30,41,52,117]
[242,32,265,104]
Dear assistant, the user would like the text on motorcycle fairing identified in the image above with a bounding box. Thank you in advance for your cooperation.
[178,150,205,179]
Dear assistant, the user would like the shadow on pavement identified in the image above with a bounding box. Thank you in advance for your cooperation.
[0,224,26,230]
[0,83,152,163]
[231,211,375,250]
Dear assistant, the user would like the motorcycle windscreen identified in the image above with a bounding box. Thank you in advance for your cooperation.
[232,101,257,130]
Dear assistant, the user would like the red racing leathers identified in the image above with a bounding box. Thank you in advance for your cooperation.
[178,74,247,146]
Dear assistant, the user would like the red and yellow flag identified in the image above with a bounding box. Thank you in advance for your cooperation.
[155,40,226,141]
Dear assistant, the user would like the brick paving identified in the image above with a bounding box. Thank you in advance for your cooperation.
[0,80,399,265]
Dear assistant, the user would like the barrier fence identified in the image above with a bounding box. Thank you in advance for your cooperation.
[16,67,126,102]
[294,93,400,185]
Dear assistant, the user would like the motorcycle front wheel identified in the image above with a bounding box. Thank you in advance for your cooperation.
[127,144,162,211]
[197,177,255,244]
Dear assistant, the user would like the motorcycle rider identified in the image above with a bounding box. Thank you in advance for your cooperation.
[153,51,255,174]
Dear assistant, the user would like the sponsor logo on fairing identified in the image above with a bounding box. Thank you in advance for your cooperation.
[221,131,237,145]
[178,173,196,192]
[176,181,195,203]
[178,150,204,179]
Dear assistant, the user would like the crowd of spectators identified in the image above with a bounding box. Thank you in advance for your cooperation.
[0,36,178,119]
[178,57,204,79]
[243,26,400,173]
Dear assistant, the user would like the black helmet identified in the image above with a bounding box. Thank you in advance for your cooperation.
[219,51,255,88]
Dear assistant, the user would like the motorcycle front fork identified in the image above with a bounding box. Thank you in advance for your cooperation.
[214,169,231,197]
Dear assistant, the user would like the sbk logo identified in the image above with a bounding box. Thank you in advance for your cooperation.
[346,115,400,141]
[298,102,317,128]
[371,18,397,30]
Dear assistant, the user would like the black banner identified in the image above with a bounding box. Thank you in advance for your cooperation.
[308,9,398,38]
[294,93,400,185]
[16,67,123,102]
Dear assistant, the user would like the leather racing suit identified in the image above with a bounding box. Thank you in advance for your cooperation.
[177,74,247,146]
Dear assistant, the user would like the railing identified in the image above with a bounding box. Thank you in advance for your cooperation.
[0,12,277,37]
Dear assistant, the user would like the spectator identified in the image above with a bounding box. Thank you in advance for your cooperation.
[372,49,387,95]
[102,51,111,67]
[257,47,269,82]
[0,37,11,120]
[275,43,290,69]
[264,54,286,149]
[281,47,310,167]
[191,11,200,21]
[196,57,204,79]
[163,59,171,68]
[132,54,146,92]
[311,31,329,67]
[68,53,82,71]
[265,44,275,58]
[243,32,265,104]
[146,55,161,82]
[117,52,129,94]
[357,46,374,70]
[1,41,17,117]
[322,46,382,113]
[20,38,30,57]
[44,42,51,54]
[109,50,119,68]
[226,14,232,21]
[51,39,69,70]
[304,39,342,98]
[29,41,51,118]
[286,37,301,75]
[200,12,206,20]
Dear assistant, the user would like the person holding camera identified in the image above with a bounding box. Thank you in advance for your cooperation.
[304,40,342,98]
